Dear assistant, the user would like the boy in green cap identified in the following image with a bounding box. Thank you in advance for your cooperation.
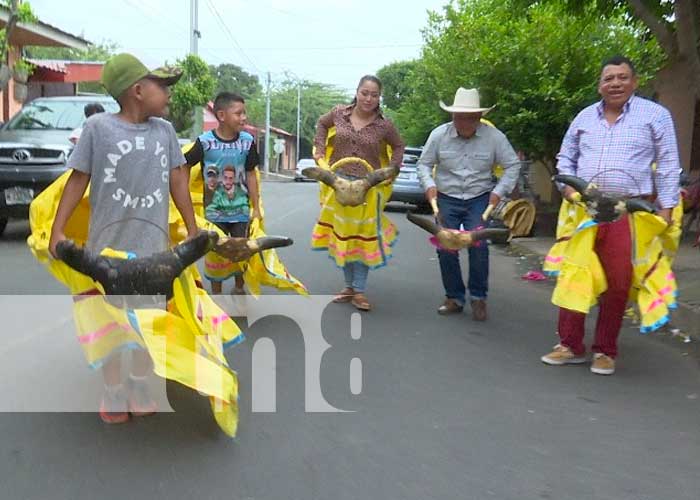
[49,53,198,424]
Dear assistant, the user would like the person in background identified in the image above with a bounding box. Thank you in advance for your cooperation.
[69,102,106,144]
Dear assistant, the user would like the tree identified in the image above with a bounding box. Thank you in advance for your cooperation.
[516,0,699,169]
[247,78,349,158]
[25,40,118,61]
[516,0,698,98]
[385,0,664,159]
[209,63,261,100]
[376,60,420,110]
[0,0,36,82]
[169,54,216,134]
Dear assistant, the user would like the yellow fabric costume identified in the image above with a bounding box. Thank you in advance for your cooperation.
[543,200,682,333]
[310,127,397,268]
[184,148,307,296]
[28,170,244,436]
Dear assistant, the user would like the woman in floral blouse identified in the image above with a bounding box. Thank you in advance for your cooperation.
[311,75,405,311]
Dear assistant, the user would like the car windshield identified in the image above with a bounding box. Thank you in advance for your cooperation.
[402,148,423,165]
[4,100,115,131]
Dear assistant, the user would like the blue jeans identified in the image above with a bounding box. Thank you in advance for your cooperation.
[343,262,370,293]
[437,192,490,305]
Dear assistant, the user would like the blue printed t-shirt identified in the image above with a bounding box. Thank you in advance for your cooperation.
[185,130,259,223]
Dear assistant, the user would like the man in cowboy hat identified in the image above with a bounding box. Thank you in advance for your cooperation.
[417,87,521,321]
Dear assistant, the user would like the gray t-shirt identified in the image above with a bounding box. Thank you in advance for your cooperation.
[67,113,186,256]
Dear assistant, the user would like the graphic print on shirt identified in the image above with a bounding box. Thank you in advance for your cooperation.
[199,130,255,223]
[103,136,170,210]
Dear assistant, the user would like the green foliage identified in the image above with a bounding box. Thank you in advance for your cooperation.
[25,40,119,62]
[209,63,262,100]
[12,57,33,76]
[0,0,37,64]
[376,60,420,110]
[246,79,349,158]
[0,0,37,23]
[170,54,216,133]
[385,0,664,159]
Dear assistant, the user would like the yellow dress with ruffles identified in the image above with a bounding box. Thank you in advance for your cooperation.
[543,200,682,333]
[28,170,244,436]
[310,127,397,269]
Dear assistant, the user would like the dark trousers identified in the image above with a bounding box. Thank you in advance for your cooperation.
[436,192,490,305]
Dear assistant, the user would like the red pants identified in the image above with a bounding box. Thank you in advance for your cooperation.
[558,216,632,358]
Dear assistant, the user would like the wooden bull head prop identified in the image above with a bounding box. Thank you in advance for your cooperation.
[56,230,219,297]
[554,174,656,222]
[406,212,510,251]
[213,235,294,262]
[302,157,398,207]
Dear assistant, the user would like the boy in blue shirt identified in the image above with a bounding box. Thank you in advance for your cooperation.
[185,92,260,294]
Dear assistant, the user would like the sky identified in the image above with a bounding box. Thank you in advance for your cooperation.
[28,0,449,94]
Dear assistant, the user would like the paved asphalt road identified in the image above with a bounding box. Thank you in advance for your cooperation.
[1,181,698,500]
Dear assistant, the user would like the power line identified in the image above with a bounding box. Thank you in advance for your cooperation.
[204,0,261,74]
[119,44,422,51]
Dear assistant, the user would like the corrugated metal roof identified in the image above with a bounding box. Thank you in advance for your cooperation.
[26,58,67,73]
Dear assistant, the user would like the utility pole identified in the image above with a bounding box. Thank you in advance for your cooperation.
[189,0,202,140]
[264,72,271,175]
[296,82,301,164]
[190,0,200,55]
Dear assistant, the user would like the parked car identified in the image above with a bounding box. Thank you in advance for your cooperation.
[390,146,429,210]
[0,95,119,236]
[294,158,318,181]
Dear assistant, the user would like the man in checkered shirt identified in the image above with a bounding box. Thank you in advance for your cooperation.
[541,55,681,376]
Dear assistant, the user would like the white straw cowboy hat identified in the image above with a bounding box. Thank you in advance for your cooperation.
[439,87,494,114]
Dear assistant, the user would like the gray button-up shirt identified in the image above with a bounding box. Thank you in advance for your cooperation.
[417,122,521,200]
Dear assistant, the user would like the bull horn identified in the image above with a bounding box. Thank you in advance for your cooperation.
[55,239,104,279]
[366,166,398,187]
[249,235,294,252]
[468,228,511,243]
[302,167,336,187]
[172,230,219,268]
[552,174,590,195]
[625,198,656,214]
[407,211,441,235]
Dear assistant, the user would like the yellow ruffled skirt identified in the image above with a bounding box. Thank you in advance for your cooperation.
[545,200,680,333]
[28,170,243,436]
[311,182,397,269]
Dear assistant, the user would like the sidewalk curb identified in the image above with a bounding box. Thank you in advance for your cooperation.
[261,172,295,182]
[508,239,700,339]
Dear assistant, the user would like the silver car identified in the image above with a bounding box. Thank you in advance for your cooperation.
[389,146,428,210]
[0,95,119,236]
[294,158,318,181]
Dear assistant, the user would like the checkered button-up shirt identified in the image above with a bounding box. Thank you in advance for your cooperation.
[556,95,681,208]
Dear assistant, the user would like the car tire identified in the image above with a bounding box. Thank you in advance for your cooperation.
[0,217,7,237]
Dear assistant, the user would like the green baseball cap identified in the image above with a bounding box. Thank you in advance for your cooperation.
[101,53,182,100]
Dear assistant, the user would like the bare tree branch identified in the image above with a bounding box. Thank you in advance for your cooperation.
[626,0,677,57]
